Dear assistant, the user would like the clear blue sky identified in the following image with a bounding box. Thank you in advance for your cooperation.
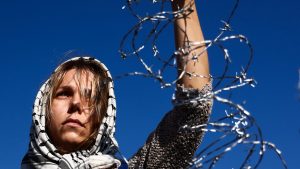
[0,0,299,168]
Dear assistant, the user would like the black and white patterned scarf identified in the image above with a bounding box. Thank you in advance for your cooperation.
[21,57,121,169]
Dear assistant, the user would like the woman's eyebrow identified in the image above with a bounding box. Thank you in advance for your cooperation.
[57,86,73,91]
[56,86,92,97]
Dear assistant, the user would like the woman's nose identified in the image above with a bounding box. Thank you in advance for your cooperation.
[68,92,82,114]
[72,91,81,105]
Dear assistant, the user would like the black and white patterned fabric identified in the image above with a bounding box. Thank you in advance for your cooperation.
[21,57,121,169]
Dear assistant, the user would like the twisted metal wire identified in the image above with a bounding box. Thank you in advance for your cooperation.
[118,0,287,168]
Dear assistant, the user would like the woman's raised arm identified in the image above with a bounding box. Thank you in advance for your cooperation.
[172,0,210,90]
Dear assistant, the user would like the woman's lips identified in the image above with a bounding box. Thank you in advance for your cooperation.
[62,118,84,127]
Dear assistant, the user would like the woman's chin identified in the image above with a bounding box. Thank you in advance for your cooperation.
[49,126,92,153]
[56,132,85,152]
[63,132,84,143]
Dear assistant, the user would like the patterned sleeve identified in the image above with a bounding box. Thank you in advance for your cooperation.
[128,82,213,169]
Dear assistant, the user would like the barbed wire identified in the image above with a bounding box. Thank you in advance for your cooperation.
[117,0,287,168]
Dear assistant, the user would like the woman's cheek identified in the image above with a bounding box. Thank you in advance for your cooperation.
[52,99,69,114]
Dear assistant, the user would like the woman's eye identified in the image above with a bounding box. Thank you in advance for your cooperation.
[55,90,72,98]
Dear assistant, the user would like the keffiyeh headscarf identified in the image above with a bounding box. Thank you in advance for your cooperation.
[21,57,121,169]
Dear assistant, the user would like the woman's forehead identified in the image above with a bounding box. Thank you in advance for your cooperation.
[59,69,95,88]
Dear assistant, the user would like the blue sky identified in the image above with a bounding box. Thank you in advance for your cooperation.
[0,0,299,168]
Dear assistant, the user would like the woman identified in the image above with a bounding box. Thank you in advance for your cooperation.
[21,0,212,168]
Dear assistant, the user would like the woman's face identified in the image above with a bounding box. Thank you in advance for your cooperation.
[48,69,95,152]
